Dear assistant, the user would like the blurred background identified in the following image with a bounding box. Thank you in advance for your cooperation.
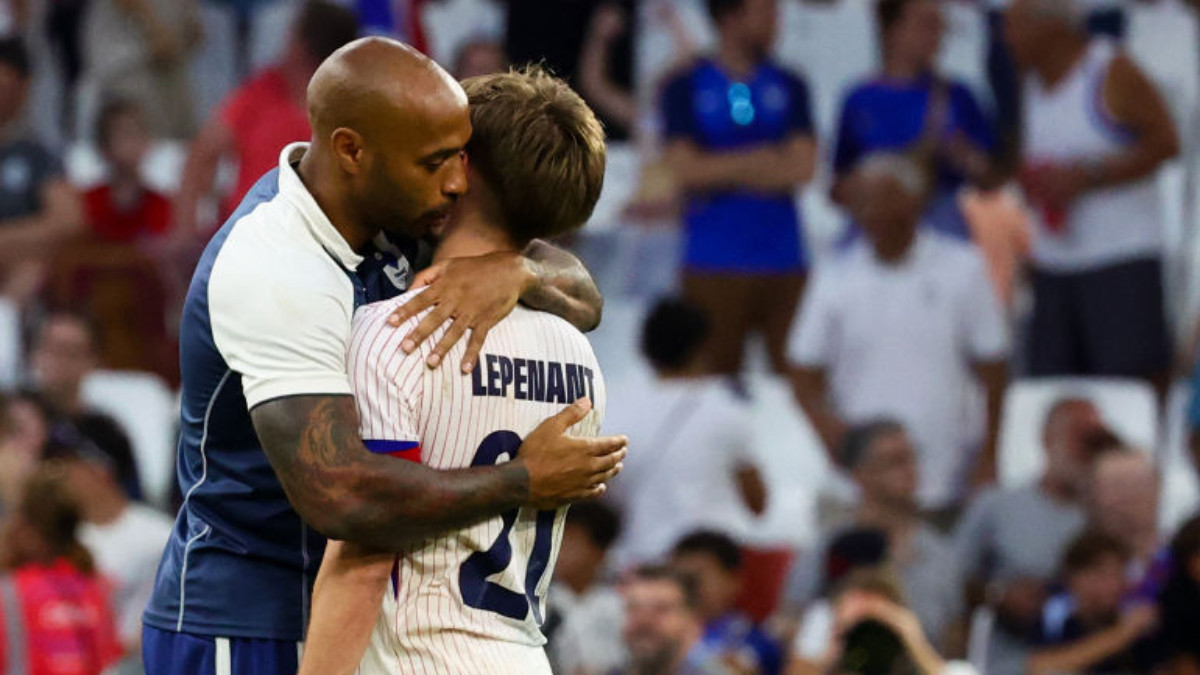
[1,0,1200,673]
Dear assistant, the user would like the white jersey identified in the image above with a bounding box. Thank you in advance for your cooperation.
[347,291,606,675]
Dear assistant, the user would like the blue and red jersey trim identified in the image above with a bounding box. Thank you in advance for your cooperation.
[364,439,422,463]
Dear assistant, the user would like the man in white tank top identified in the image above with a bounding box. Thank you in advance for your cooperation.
[296,67,619,675]
[1007,0,1179,387]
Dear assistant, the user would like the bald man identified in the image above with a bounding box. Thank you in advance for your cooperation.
[142,38,625,675]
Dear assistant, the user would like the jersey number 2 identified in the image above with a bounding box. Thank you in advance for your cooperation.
[459,430,556,623]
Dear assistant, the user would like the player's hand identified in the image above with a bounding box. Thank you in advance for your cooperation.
[516,398,627,509]
[388,251,535,373]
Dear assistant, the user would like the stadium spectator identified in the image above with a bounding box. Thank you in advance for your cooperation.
[954,397,1110,675]
[830,0,996,240]
[0,392,42,512]
[81,98,170,244]
[784,421,960,651]
[789,153,1008,512]
[61,444,172,670]
[607,298,765,570]
[1087,449,1161,573]
[671,531,782,675]
[660,0,816,376]
[548,501,626,675]
[1028,531,1157,675]
[80,0,201,139]
[28,312,141,499]
[0,37,82,311]
[0,463,123,675]
[1008,0,1179,387]
[579,3,637,135]
[1157,515,1200,674]
[48,97,177,381]
[451,37,507,80]
[173,0,358,239]
[506,0,635,140]
[617,564,735,675]
[791,567,979,675]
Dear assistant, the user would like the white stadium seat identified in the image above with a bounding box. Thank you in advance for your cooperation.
[82,370,178,509]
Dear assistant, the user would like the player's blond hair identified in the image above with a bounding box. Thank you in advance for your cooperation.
[460,66,606,244]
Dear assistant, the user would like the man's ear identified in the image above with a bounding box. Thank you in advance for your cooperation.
[330,128,366,175]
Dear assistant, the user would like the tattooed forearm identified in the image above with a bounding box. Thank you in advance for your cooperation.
[251,395,529,550]
[520,239,603,332]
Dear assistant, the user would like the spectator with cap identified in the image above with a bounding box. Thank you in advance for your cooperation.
[1028,531,1157,675]
[1007,0,1179,389]
[0,462,123,675]
[61,443,173,671]
[955,397,1114,675]
[548,501,627,675]
[671,530,782,675]
[830,0,996,240]
[615,564,735,675]
[660,0,816,376]
[607,298,766,571]
[783,421,960,653]
[0,36,82,310]
[790,152,1008,514]
[173,0,359,240]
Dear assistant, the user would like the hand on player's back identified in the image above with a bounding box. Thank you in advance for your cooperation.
[517,398,627,509]
[389,251,533,373]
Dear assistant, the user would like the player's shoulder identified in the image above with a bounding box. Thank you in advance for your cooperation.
[211,198,349,294]
[508,306,597,355]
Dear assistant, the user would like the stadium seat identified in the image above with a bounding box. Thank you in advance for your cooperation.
[997,377,1158,489]
[81,370,178,509]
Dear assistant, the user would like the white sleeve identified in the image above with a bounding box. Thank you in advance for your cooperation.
[792,601,835,660]
[209,247,355,409]
[347,302,425,446]
[960,252,1009,361]
[787,266,838,368]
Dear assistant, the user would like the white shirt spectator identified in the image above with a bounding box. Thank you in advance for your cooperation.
[606,374,759,570]
[547,582,626,675]
[790,230,1009,507]
[80,502,175,646]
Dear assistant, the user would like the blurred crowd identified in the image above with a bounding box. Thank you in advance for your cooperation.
[0,0,1199,673]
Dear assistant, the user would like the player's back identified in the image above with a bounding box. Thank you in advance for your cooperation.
[348,292,605,670]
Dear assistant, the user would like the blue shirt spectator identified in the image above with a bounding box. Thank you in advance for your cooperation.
[662,58,813,273]
[831,0,995,240]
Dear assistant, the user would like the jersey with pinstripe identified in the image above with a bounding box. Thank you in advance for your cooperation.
[347,290,605,674]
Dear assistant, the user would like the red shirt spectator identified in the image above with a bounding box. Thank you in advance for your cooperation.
[218,67,311,217]
[82,185,171,243]
[0,561,122,675]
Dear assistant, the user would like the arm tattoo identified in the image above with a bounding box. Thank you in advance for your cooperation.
[520,239,603,332]
[251,394,529,550]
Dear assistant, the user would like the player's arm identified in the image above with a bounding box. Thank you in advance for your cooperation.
[385,242,603,373]
[298,540,393,675]
[252,395,624,549]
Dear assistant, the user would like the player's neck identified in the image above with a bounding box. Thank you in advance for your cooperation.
[297,149,375,252]
[433,208,519,263]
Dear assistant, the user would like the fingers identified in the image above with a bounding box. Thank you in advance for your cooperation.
[541,398,593,434]
[587,434,628,457]
[460,319,496,374]
[388,290,438,328]
[425,319,470,369]
[401,304,454,354]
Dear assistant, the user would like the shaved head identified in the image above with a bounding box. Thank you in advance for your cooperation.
[300,37,472,244]
[307,37,466,143]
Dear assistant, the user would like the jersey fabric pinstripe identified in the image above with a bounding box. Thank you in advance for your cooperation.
[348,291,606,674]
